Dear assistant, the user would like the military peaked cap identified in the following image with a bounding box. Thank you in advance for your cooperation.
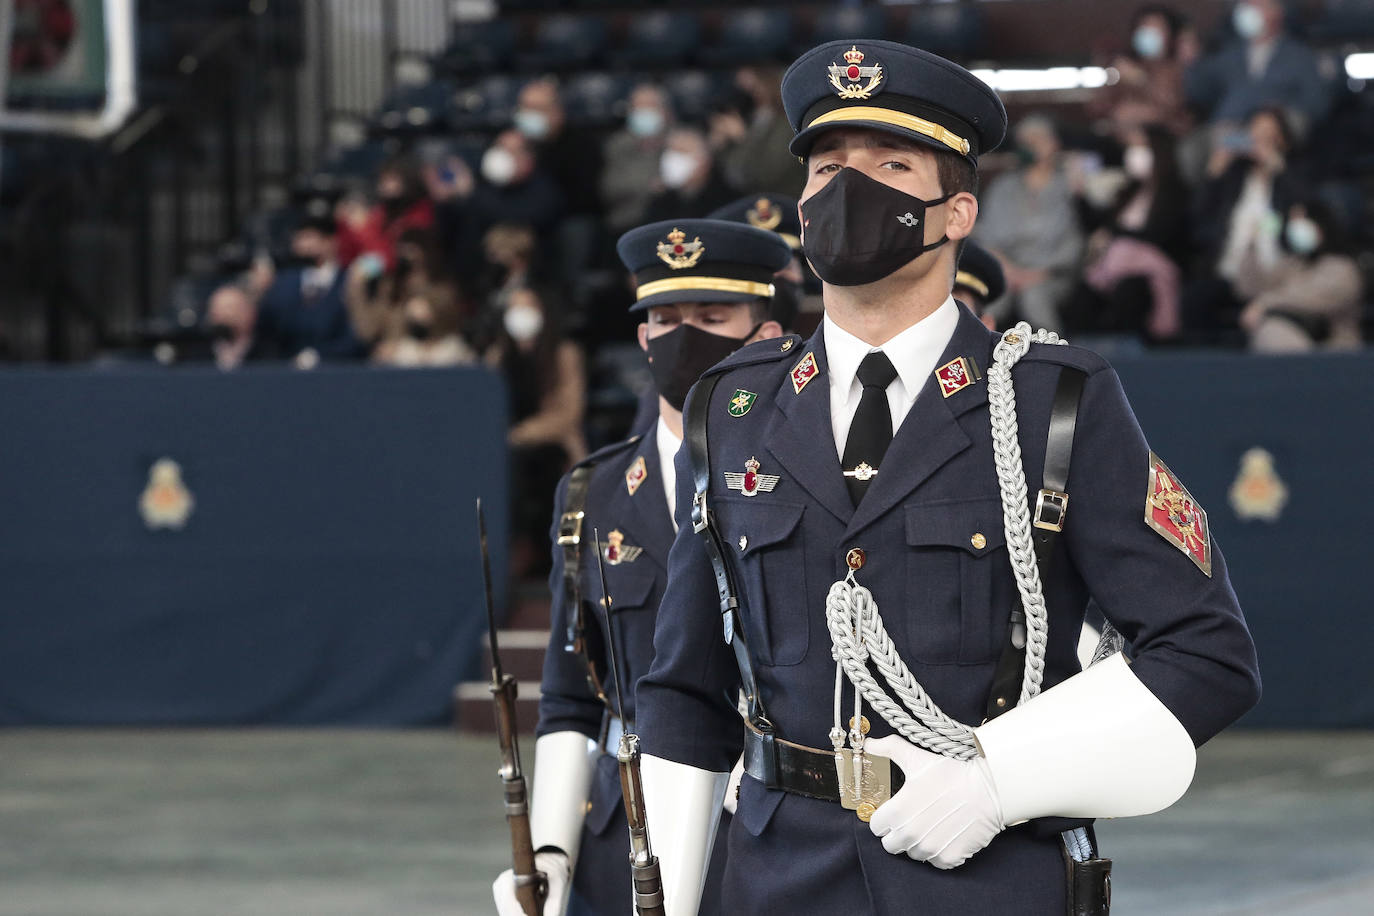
[617,218,792,312]
[708,194,802,252]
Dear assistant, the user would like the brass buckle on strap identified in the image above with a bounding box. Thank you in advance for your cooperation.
[556,509,585,546]
[834,748,893,823]
[1033,489,1069,532]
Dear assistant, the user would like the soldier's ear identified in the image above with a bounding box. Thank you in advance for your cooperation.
[753,320,784,342]
[637,322,650,355]
[944,192,979,242]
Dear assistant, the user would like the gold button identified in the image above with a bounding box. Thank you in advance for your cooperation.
[1005,332,1021,345]
[995,697,1007,708]
[585,801,593,814]
[780,339,794,351]
[846,547,865,570]
[971,532,987,550]
[856,802,876,822]
[848,715,870,736]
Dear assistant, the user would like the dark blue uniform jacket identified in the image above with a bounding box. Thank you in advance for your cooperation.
[636,304,1261,914]
[537,429,728,916]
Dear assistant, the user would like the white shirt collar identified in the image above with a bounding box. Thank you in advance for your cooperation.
[655,414,682,530]
[823,296,960,398]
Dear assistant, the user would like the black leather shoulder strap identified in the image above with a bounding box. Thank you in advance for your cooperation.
[557,462,610,709]
[684,374,770,729]
[985,366,1087,721]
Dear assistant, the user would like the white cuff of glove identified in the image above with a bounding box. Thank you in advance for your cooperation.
[865,735,1004,869]
[973,653,1196,824]
[492,848,570,916]
[530,732,597,864]
[641,754,728,916]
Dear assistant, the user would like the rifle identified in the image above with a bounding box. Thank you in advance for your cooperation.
[478,499,547,916]
[592,527,666,916]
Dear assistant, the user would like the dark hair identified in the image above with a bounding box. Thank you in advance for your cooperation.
[1248,105,1297,155]
[936,150,979,198]
[1286,198,1354,258]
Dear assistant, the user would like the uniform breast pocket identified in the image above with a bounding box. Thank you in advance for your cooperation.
[903,498,1009,665]
[722,500,808,667]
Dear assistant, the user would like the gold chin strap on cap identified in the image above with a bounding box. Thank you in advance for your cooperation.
[636,277,776,301]
[807,106,972,157]
[955,271,989,298]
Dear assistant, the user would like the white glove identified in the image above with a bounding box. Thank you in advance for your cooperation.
[492,849,570,916]
[722,755,745,815]
[865,735,1005,870]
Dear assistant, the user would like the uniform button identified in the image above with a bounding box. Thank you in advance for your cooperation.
[971,532,987,550]
[848,715,870,736]
[846,547,865,570]
[856,802,876,822]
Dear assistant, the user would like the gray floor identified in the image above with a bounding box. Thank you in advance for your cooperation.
[2,730,1371,915]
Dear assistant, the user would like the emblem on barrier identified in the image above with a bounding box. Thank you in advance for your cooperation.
[1228,448,1288,522]
[724,457,779,497]
[140,458,194,530]
[656,227,705,270]
[828,46,884,100]
[1145,452,1211,577]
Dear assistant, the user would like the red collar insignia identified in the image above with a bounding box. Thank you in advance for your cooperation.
[935,357,975,398]
[791,351,819,394]
[624,456,647,496]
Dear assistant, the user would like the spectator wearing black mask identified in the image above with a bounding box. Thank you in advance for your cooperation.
[346,226,463,353]
[1237,200,1364,351]
[204,282,261,371]
[256,215,364,364]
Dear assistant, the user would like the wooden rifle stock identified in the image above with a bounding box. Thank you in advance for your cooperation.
[617,733,666,916]
[478,500,547,916]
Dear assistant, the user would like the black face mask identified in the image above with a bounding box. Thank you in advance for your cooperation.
[406,321,433,341]
[208,323,236,342]
[647,321,761,411]
[800,167,951,287]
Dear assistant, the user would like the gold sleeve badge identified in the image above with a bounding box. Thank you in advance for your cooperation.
[1145,452,1211,577]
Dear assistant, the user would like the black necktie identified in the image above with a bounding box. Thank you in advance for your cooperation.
[842,350,898,505]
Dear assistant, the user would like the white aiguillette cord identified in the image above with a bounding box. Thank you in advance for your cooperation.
[826,323,1068,763]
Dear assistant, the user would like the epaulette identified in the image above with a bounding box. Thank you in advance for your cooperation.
[700,334,806,380]
[569,432,644,472]
[1015,341,1111,376]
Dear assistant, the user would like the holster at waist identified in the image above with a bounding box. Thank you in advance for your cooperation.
[741,719,905,803]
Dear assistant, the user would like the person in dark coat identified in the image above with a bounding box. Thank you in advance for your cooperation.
[634,39,1260,916]
[255,214,365,363]
[491,219,790,916]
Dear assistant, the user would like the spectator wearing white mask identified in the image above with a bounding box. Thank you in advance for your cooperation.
[514,78,603,219]
[1185,0,1333,133]
[1091,4,1200,138]
[642,127,739,225]
[427,128,565,281]
[1236,200,1364,352]
[484,284,588,575]
[599,84,674,233]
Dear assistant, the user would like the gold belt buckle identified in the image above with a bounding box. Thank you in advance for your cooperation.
[834,748,892,822]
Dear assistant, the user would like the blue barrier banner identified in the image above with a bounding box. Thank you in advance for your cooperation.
[1114,351,1374,729]
[0,365,509,725]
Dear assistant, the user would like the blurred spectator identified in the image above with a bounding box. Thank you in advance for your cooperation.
[485,285,587,572]
[514,77,603,219]
[599,84,674,234]
[478,223,538,311]
[255,215,365,363]
[429,129,565,280]
[976,116,1084,332]
[346,227,464,352]
[1237,200,1364,351]
[642,127,739,225]
[336,156,436,271]
[373,293,478,368]
[1092,5,1199,137]
[204,282,260,371]
[711,65,803,198]
[953,241,1007,331]
[1184,0,1332,133]
[1068,125,1190,339]
[1184,106,1307,337]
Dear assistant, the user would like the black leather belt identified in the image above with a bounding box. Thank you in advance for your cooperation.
[742,720,905,802]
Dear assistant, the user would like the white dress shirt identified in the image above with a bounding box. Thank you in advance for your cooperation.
[824,297,960,461]
[656,414,682,531]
